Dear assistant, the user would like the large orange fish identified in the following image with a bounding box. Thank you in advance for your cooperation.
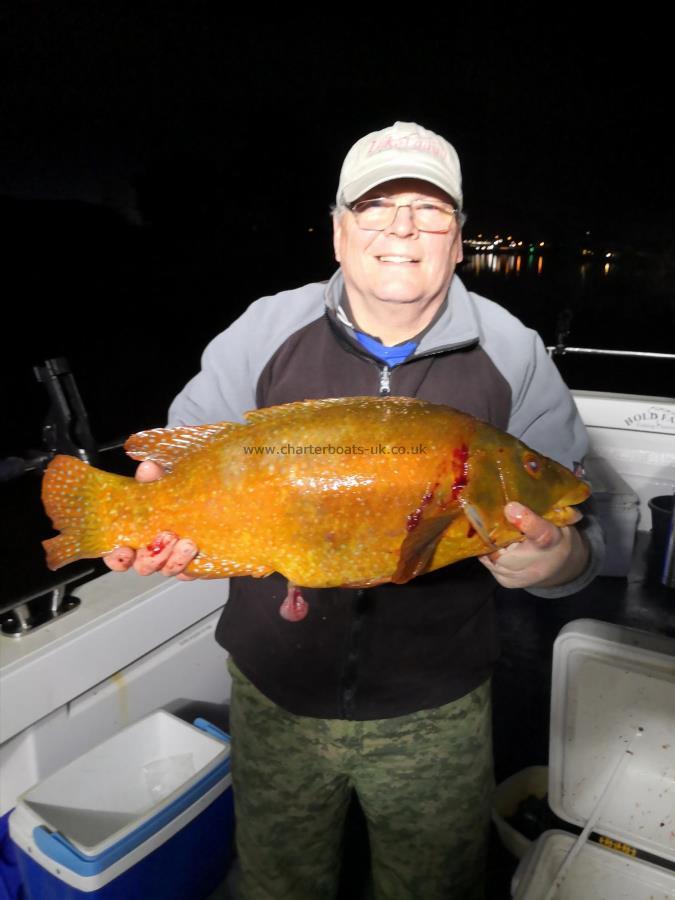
[42,397,589,589]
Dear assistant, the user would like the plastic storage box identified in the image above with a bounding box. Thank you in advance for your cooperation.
[9,711,233,898]
[512,619,675,899]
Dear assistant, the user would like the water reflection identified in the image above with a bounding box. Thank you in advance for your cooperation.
[465,252,545,276]
[459,243,671,397]
[466,252,616,279]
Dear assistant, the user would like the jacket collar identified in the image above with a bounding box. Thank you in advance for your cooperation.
[323,269,480,359]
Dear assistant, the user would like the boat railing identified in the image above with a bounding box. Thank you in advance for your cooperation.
[546,345,675,361]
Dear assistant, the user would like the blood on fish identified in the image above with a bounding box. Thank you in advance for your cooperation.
[451,444,469,500]
[422,483,437,506]
[407,509,423,532]
[467,526,476,538]
[407,483,438,531]
[279,583,309,622]
[452,446,468,466]
[147,535,172,556]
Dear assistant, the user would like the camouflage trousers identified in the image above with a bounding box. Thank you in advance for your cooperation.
[228,659,494,900]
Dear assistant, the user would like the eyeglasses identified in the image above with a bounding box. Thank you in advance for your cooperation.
[348,197,459,233]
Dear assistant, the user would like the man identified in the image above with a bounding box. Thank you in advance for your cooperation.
[106,122,603,899]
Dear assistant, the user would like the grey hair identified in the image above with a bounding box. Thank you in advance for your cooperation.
[330,199,349,220]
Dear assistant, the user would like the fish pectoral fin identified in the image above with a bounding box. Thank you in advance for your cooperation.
[124,421,243,471]
[392,512,460,584]
[461,502,499,552]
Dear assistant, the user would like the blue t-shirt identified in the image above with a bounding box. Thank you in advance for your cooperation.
[354,331,417,367]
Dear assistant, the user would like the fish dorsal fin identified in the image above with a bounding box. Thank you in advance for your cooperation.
[244,395,423,424]
[124,421,242,471]
[244,400,338,424]
[392,510,460,584]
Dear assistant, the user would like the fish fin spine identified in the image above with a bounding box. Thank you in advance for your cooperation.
[243,395,425,423]
[124,421,242,471]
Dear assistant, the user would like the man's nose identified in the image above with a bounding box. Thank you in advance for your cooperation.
[386,204,418,237]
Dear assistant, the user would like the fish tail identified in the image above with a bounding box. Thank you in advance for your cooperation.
[42,455,135,570]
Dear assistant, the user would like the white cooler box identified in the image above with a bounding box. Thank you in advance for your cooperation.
[512,619,675,900]
[9,711,233,898]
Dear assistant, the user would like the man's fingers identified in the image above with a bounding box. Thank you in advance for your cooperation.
[484,539,522,564]
[481,541,544,574]
[106,465,195,578]
[162,539,198,576]
[135,460,165,483]
[134,532,179,575]
[477,553,535,587]
[104,546,136,571]
[504,502,560,548]
[108,534,198,578]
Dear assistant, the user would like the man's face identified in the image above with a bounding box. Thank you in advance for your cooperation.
[332,178,463,311]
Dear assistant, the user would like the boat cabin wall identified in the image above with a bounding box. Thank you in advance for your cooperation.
[573,391,675,529]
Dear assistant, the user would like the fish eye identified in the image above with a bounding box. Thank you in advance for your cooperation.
[523,453,542,479]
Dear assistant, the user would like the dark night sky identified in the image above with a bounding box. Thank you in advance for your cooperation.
[1,6,672,455]
[2,7,671,232]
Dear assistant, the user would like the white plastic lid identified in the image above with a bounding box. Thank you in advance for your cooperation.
[513,829,675,899]
[548,619,675,864]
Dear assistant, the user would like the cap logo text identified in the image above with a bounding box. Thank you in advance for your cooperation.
[366,135,449,160]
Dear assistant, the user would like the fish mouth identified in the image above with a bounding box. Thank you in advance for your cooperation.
[556,480,591,508]
[547,480,591,526]
[549,506,584,526]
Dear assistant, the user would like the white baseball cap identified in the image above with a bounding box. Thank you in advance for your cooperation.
[336,121,463,210]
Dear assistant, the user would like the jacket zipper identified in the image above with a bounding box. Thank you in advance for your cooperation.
[378,364,391,396]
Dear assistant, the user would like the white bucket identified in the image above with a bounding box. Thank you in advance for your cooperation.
[492,765,549,859]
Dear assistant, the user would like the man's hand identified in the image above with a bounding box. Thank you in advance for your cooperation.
[478,502,589,590]
[103,460,198,579]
